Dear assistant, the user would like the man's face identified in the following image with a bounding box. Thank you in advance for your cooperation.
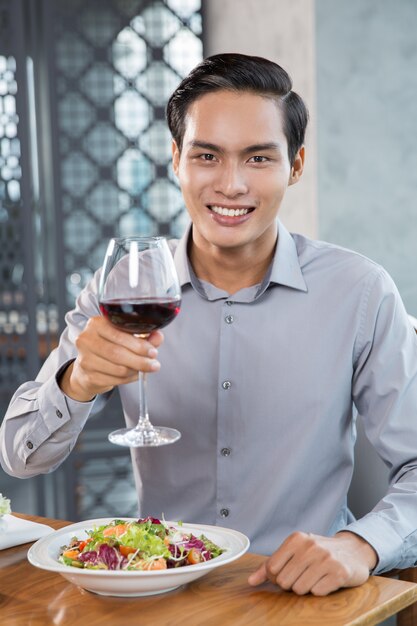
[172,89,303,255]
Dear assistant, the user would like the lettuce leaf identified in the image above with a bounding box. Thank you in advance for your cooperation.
[121,524,170,559]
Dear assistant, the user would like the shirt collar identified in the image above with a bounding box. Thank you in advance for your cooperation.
[267,219,308,292]
[173,221,194,287]
[173,219,308,296]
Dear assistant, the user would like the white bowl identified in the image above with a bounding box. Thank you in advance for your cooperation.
[27,517,250,597]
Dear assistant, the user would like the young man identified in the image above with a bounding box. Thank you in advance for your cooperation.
[1,53,417,596]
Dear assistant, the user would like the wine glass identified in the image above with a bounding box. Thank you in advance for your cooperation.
[98,236,181,447]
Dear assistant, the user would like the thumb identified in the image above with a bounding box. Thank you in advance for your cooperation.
[248,560,268,586]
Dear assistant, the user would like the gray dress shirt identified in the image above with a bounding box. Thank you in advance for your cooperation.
[1,220,417,574]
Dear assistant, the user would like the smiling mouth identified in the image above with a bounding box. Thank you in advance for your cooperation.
[208,205,255,217]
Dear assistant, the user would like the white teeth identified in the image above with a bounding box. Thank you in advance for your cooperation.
[211,205,250,216]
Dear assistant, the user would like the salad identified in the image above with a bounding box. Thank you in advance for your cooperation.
[58,517,224,571]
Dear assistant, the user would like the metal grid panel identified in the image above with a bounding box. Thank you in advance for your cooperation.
[49,0,202,309]
[46,0,202,520]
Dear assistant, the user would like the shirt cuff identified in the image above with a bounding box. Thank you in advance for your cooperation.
[36,361,95,434]
[338,513,404,574]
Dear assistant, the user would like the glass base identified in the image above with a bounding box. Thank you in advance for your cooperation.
[108,426,181,448]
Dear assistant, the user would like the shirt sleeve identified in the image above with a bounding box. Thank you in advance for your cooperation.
[0,270,112,478]
[341,267,417,573]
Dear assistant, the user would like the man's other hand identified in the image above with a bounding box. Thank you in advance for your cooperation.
[248,530,378,596]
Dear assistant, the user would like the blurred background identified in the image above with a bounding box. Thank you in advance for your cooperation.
[0,0,416,529]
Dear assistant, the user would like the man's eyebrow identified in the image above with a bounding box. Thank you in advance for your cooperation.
[242,142,283,154]
[186,140,284,154]
[186,140,224,153]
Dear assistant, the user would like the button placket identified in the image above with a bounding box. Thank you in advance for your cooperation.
[217,299,237,527]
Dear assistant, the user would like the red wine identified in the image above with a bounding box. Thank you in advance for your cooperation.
[99,298,181,334]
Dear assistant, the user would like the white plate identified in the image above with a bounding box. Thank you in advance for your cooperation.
[27,518,250,597]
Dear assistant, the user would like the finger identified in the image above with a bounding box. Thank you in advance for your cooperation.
[289,562,328,596]
[94,318,158,356]
[248,561,268,586]
[89,341,160,373]
[264,534,306,580]
[148,330,164,348]
[77,326,161,373]
[273,557,310,591]
[78,345,160,379]
[105,331,160,364]
[310,573,340,596]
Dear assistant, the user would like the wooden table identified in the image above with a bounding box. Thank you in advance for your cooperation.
[1,515,416,626]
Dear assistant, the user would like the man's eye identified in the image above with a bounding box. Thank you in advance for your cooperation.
[201,153,215,161]
[249,156,268,163]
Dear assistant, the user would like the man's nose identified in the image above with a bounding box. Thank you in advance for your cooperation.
[215,163,248,197]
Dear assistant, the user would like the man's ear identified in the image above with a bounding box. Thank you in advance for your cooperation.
[288,146,305,186]
[172,140,180,176]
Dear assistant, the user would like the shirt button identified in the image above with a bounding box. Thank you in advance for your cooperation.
[221,447,231,457]
[226,301,233,306]
[220,508,230,518]
[222,381,231,390]
[26,441,34,449]
[225,315,234,324]
[56,409,63,418]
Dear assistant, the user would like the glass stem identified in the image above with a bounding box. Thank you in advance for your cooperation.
[135,372,154,432]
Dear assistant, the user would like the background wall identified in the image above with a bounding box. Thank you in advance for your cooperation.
[316,0,417,316]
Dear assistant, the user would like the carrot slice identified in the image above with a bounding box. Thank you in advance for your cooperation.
[102,524,128,538]
[62,549,80,559]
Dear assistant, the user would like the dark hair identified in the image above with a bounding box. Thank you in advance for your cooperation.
[166,53,309,166]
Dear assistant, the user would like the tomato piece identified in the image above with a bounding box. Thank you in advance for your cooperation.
[187,548,203,565]
[78,538,93,551]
